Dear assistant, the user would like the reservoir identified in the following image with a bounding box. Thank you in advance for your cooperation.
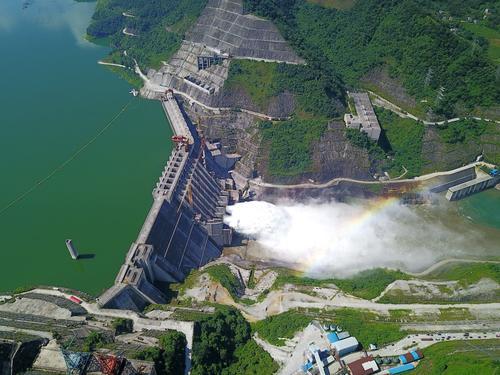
[0,0,497,295]
[0,0,172,295]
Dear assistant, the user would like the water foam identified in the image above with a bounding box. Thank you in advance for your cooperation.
[224,199,474,277]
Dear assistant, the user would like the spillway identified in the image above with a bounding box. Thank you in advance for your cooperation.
[98,91,237,311]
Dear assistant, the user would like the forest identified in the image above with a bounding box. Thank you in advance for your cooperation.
[134,331,187,375]
[244,0,500,118]
[87,0,207,70]
[191,309,278,375]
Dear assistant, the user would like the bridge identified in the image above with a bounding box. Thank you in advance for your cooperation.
[98,91,237,311]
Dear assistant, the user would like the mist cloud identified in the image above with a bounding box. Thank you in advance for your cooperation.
[224,199,478,277]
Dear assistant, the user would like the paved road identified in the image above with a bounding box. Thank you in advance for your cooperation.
[238,290,500,321]
[248,161,488,190]
[402,321,500,332]
[368,90,500,125]
[369,331,500,357]
[0,325,53,339]
[136,65,291,121]
[406,258,500,278]
[372,259,500,302]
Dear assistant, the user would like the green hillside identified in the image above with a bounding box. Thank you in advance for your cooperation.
[244,0,500,118]
[86,0,207,71]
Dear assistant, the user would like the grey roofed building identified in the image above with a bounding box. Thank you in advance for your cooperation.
[344,92,381,142]
[330,336,359,357]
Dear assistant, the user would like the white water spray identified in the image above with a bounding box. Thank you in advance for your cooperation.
[224,200,479,277]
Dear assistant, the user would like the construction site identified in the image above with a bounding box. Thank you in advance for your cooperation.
[142,0,304,110]
[0,289,196,375]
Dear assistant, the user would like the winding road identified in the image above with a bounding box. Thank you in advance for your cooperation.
[248,161,488,190]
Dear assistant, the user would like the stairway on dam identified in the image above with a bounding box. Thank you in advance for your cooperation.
[98,92,238,311]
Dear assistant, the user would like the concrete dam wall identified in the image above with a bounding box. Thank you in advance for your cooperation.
[426,165,477,193]
[98,92,238,311]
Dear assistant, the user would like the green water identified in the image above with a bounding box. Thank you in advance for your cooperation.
[1,0,498,296]
[0,0,172,295]
[458,189,500,229]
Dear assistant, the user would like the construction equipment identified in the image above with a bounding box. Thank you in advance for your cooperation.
[171,135,190,152]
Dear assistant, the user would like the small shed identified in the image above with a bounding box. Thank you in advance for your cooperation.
[327,333,339,343]
[388,363,415,374]
[337,331,350,340]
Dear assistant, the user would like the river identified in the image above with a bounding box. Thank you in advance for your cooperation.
[0,0,172,295]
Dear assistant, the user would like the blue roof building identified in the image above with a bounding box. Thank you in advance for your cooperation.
[327,332,339,343]
[388,364,415,374]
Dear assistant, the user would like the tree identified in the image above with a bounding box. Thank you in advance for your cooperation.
[134,331,187,375]
[160,331,186,375]
[111,318,133,335]
[191,309,251,374]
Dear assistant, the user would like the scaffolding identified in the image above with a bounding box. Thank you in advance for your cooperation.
[61,350,91,375]
[95,353,125,375]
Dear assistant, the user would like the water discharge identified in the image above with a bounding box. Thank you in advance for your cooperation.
[224,199,498,277]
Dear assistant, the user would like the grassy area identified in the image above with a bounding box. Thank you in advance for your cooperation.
[170,309,212,321]
[247,267,256,289]
[225,60,344,118]
[260,118,327,177]
[437,119,487,144]
[378,263,500,304]
[438,308,475,321]
[205,264,242,302]
[273,268,410,300]
[479,121,500,165]
[413,339,500,374]
[418,118,499,171]
[376,108,425,177]
[362,81,428,119]
[252,310,311,346]
[463,23,500,65]
[378,287,499,305]
[307,0,355,10]
[333,269,410,299]
[424,262,500,287]
[303,308,407,347]
[225,60,343,179]
[388,308,477,323]
[226,60,279,110]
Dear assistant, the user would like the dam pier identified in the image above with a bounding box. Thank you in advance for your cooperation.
[99,90,239,311]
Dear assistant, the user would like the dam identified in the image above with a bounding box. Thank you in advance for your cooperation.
[98,91,238,311]
[446,172,499,201]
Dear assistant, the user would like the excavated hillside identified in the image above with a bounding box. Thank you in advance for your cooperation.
[255,121,372,184]
[186,98,372,185]
[171,0,361,185]
[148,0,304,119]
[422,123,500,172]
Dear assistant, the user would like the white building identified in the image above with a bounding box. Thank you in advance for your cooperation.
[344,92,381,142]
[331,336,359,357]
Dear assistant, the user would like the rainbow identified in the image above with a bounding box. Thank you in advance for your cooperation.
[296,196,401,276]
